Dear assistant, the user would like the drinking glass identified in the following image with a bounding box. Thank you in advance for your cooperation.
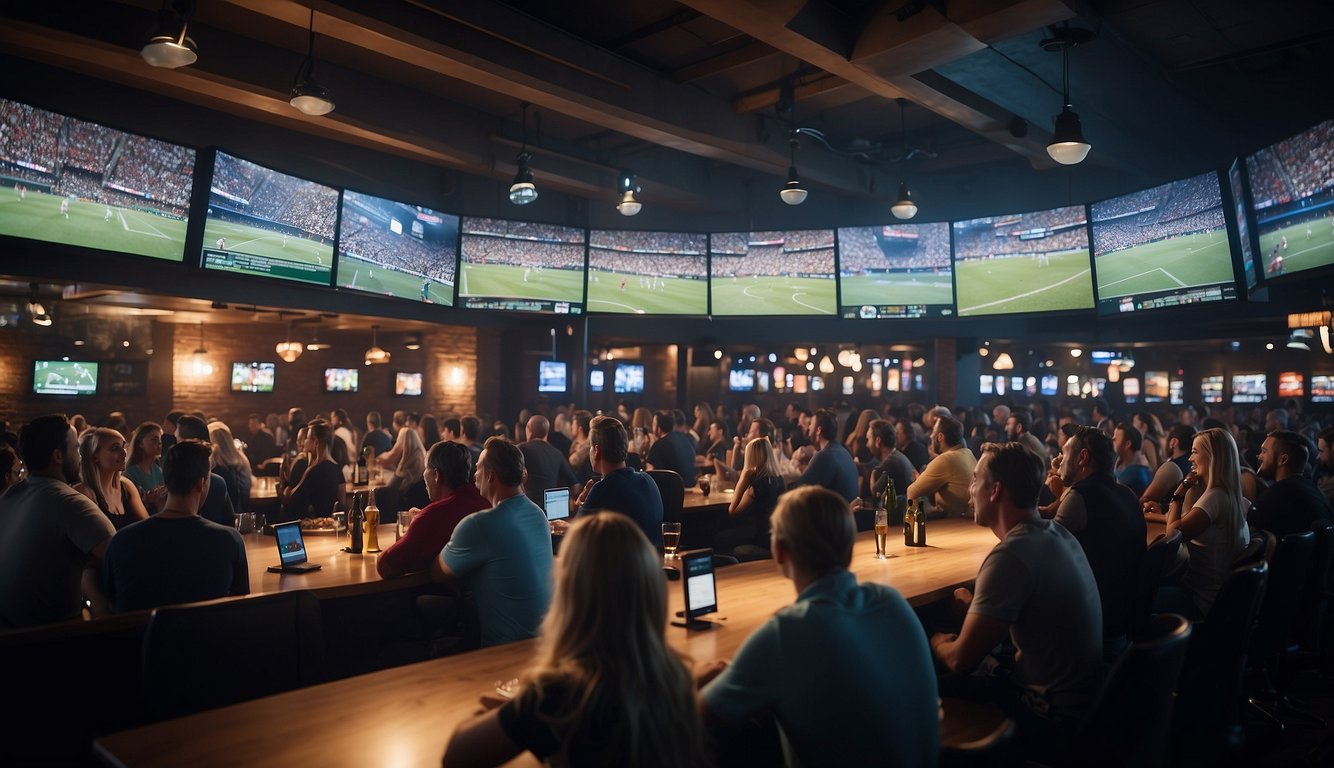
[662,522,682,559]
[234,512,255,535]
[698,477,711,497]
[396,510,413,541]
[873,509,889,560]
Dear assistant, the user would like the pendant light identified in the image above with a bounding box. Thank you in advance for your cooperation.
[616,170,642,216]
[191,322,213,376]
[1042,25,1094,165]
[509,102,538,205]
[364,325,391,365]
[275,321,304,363]
[891,99,918,220]
[779,133,808,205]
[290,7,335,116]
[141,0,198,69]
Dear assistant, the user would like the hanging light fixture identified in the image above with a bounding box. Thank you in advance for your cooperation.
[992,352,1015,371]
[26,282,52,327]
[404,333,422,351]
[779,133,808,205]
[141,0,198,69]
[509,102,538,205]
[364,325,391,365]
[289,7,335,116]
[275,321,304,363]
[1041,25,1095,165]
[191,322,213,376]
[891,99,918,220]
[307,325,331,351]
[616,170,642,216]
[818,355,835,374]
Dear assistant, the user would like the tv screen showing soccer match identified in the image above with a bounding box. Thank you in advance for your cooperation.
[709,230,836,316]
[201,151,338,286]
[1246,119,1334,279]
[951,206,1094,316]
[337,189,457,305]
[32,360,98,396]
[586,230,708,315]
[1091,171,1238,314]
[0,98,196,261]
[395,371,422,397]
[324,367,359,393]
[837,222,953,318]
[538,361,567,393]
[231,362,275,393]
[458,217,586,314]
[1227,159,1259,290]
[614,363,645,394]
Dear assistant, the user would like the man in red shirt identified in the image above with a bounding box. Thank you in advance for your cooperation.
[377,440,489,578]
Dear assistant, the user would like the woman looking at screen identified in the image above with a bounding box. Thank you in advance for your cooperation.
[208,421,253,513]
[843,409,878,463]
[374,426,428,522]
[124,421,167,512]
[75,427,150,532]
[716,437,786,559]
[279,419,345,522]
[442,512,709,768]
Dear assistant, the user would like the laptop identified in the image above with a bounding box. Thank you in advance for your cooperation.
[267,521,323,573]
[543,487,571,522]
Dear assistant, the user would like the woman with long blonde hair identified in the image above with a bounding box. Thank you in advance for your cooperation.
[716,437,786,558]
[373,426,428,521]
[1155,427,1250,620]
[75,427,149,531]
[208,421,253,513]
[631,406,654,456]
[443,512,709,767]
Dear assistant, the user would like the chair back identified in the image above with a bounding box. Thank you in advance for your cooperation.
[1174,561,1268,749]
[1232,530,1273,569]
[142,591,324,720]
[1071,613,1192,768]
[1133,530,1183,638]
[646,469,685,524]
[1299,520,1334,651]
[1248,529,1315,668]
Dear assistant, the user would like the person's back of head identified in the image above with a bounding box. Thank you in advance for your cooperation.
[1267,429,1311,478]
[19,414,72,476]
[526,415,551,440]
[979,442,1045,510]
[306,419,332,451]
[654,410,675,435]
[407,412,421,427]
[288,407,305,429]
[745,437,781,478]
[461,416,482,442]
[1115,422,1143,453]
[175,415,209,442]
[392,410,407,429]
[164,410,185,429]
[0,445,19,492]
[426,440,472,490]
[671,409,689,431]
[163,440,213,496]
[812,409,837,444]
[480,436,524,487]
[332,408,350,429]
[366,410,383,430]
[1070,425,1116,477]
[573,410,593,438]
[753,417,775,440]
[590,415,629,465]
[936,416,964,449]
[771,485,855,577]
[1168,423,1197,454]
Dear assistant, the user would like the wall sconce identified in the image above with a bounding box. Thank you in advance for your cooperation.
[449,365,465,386]
[191,321,213,376]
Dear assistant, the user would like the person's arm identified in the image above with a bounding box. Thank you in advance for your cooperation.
[728,469,756,516]
[906,455,944,501]
[231,535,251,596]
[430,552,459,585]
[930,611,1012,673]
[1141,460,1183,506]
[121,477,150,523]
[1166,473,1210,540]
[441,708,523,768]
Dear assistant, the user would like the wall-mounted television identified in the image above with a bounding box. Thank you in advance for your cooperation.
[729,368,755,391]
[1227,158,1259,290]
[1246,118,1334,279]
[395,371,422,396]
[1277,371,1303,398]
[337,188,458,305]
[1040,374,1059,396]
[979,374,994,394]
[458,217,586,314]
[757,370,770,393]
[1144,371,1169,402]
[0,98,197,262]
[538,360,567,393]
[952,206,1094,316]
[231,362,275,393]
[586,230,708,315]
[1091,170,1238,314]
[1170,379,1185,405]
[1123,377,1141,403]
[32,360,98,396]
[709,230,836,316]
[836,222,953,318]
[1313,375,1334,403]
[589,369,605,393]
[1201,375,1224,404]
[201,150,339,286]
[1231,373,1266,403]
[613,363,644,394]
[324,367,359,393]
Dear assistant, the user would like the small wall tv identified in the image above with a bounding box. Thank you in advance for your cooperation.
[324,367,359,393]
[395,371,422,396]
[538,360,567,393]
[231,362,275,393]
[729,368,755,391]
[33,360,98,395]
[614,363,645,394]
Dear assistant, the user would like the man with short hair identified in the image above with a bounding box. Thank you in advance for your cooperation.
[460,416,484,468]
[161,409,185,453]
[518,415,577,507]
[0,415,116,627]
[1091,399,1114,436]
[575,415,664,546]
[646,410,697,486]
[1111,423,1153,498]
[992,404,1012,431]
[1141,423,1197,512]
[924,405,952,439]
[567,410,595,485]
[1252,430,1334,536]
[285,407,306,456]
[102,440,249,612]
[793,409,859,502]
[378,441,489,578]
[245,413,280,470]
[867,419,915,500]
[361,411,394,457]
[432,437,554,647]
[375,410,411,468]
[1051,427,1147,650]
[701,420,729,469]
[1006,408,1048,466]
[930,443,1103,761]
[700,486,939,766]
[907,417,977,516]
[175,415,236,528]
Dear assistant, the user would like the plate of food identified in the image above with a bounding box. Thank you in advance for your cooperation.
[299,517,339,534]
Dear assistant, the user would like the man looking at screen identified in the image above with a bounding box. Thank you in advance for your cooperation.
[574,415,664,547]
[379,441,488,579]
[907,416,976,516]
[646,410,697,487]
[518,415,576,507]
[793,409,858,503]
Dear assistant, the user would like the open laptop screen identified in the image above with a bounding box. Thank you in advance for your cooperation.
[543,487,571,522]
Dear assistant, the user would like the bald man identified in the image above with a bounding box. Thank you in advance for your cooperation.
[518,415,576,507]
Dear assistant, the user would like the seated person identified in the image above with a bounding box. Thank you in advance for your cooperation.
[175,416,234,527]
[278,419,346,523]
[701,486,939,767]
[442,513,707,767]
[378,441,489,579]
[574,415,663,547]
[102,440,249,612]
[714,437,785,559]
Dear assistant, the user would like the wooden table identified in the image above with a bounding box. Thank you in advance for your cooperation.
[95,518,998,767]
[241,522,427,599]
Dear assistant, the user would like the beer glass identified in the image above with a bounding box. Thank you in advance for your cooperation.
[874,509,889,560]
[662,522,682,558]
[698,476,711,497]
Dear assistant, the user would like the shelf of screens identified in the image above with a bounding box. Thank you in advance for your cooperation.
[8,95,1334,321]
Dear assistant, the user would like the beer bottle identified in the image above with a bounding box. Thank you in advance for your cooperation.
[364,493,381,554]
[349,493,364,554]
[913,495,928,547]
[883,478,899,526]
[903,496,915,547]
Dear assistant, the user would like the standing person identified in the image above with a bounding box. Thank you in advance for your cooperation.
[1152,428,1251,621]
[574,416,663,547]
[1251,430,1333,536]
[715,437,786,558]
[175,416,235,528]
[1112,423,1153,498]
[701,486,939,767]
[442,513,707,768]
[0,415,116,627]
[74,427,150,532]
[208,421,253,513]
[433,438,554,647]
[124,421,167,512]
[279,419,346,523]
[908,416,977,517]
[793,409,859,503]
[645,410,697,487]
[930,443,1103,763]
[102,440,249,613]
[378,441,490,579]
[518,415,576,507]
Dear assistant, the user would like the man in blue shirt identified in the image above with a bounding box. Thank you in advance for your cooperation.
[175,415,234,527]
[645,410,697,487]
[793,409,858,502]
[574,415,663,547]
[433,437,554,647]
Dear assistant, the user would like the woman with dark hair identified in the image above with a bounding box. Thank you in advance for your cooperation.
[279,419,346,523]
[421,414,442,450]
[124,421,167,512]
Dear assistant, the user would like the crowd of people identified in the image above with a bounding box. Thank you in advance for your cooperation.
[837,225,951,272]
[953,208,1089,261]
[461,233,586,270]
[1093,207,1226,255]
[1247,119,1333,206]
[588,229,706,255]
[710,244,835,277]
[210,154,338,240]
[463,217,584,245]
[587,249,708,278]
[339,218,457,285]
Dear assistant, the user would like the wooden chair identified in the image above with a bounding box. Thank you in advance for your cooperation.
[142,591,325,720]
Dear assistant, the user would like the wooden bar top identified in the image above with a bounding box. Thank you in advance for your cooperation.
[242,523,427,599]
[95,517,998,767]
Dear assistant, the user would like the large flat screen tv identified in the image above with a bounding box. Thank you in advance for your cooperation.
[538,360,567,393]
[1246,118,1334,279]
[458,217,586,314]
[201,150,339,286]
[231,361,276,393]
[337,189,457,305]
[0,97,196,261]
[709,230,836,316]
[32,360,98,395]
[1227,158,1259,290]
[1091,170,1238,313]
[951,206,1094,316]
[586,229,708,314]
[837,222,953,318]
[395,371,422,396]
